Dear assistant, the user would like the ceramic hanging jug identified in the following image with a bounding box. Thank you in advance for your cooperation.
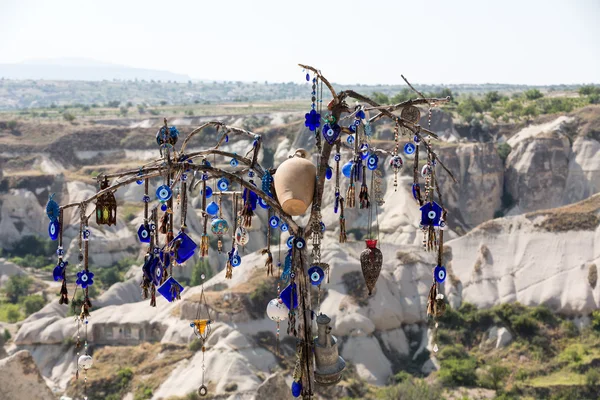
[360,239,383,295]
[273,148,316,216]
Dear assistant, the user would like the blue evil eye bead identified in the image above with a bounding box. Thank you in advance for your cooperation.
[231,252,242,267]
[206,201,219,216]
[304,109,321,132]
[334,153,341,162]
[294,237,306,250]
[230,158,239,167]
[367,153,379,170]
[53,261,67,281]
[306,73,310,81]
[389,155,403,169]
[136,179,143,185]
[181,173,187,182]
[348,124,357,133]
[258,197,269,209]
[421,164,431,177]
[201,173,209,181]
[156,185,172,202]
[320,222,326,232]
[322,123,341,145]
[142,194,150,203]
[287,236,294,249]
[269,215,280,228]
[161,203,168,212]
[291,380,302,398]
[347,134,355,145]
[413,135,421,143]
[404,143,416,156]
[56,247,65,256]
[434,265,447,283]
[342,160,353,178]
[82,228,90,241]
[76,270,94,289]
[152,246,160,255]
[356,109,366,119]
[308,265,325,286]
[48,220,60,241]
[137,224,151,243]
[440,220,447,230]
[202,186,213,199]
[280,223,289,232]
[420,201,443,227]
[217,178,229,191]
[46,193,60,222]
[412,183,420,200]
[354,119,361,126]
[149,222,157,232]
[248,170,255,178]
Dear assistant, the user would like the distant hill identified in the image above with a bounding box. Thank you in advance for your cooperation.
[0,58,191,82]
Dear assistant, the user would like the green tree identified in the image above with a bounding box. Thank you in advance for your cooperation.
[3,275,32,303]
[63,112,76,122]
[524,89,543,100]
[6,306,21,323]
[7,120,17,130]
[107,100,121,108]
[3,329,10,341]
[485,91,501,103]
[480,362,510,392]
[23,295,45,315]
[371,92,390,105]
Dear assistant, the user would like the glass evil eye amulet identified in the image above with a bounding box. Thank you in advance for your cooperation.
[156,185,172,201]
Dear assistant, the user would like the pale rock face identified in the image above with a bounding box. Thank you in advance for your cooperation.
[0,258,27,288]
[437,143,504,228]
[0,189,47,248]
[564,137,600,205]
[0,350,55,400]
[254,373,294,400]
[379,328,410,356]
[505,134,571,213]
[446,203,600,315]
[481,326,513,349]
[341,336,392,385]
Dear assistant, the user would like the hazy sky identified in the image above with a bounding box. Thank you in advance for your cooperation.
[1,0,599,85]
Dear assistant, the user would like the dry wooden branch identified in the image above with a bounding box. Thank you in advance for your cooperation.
[401,74,428,102]
[298,64,338,103]
[366,97,450,122]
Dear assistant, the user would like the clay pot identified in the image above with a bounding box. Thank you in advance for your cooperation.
[274,149,316,216]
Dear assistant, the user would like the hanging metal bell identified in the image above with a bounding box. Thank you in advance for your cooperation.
[314,314,346,385]
[360,239,383,295]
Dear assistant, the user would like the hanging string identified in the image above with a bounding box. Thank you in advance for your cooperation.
[58,208,69,305]
[262,207,274,276]
[339,198,347,243]
[200,179,209,257]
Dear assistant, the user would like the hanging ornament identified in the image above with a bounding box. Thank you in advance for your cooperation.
[217,177,229,191]
[53,260,67,282]
[359,165,370,209]
[367,154,378,171]
[190,275,212,397]
[269,215,280,228]
[78,354,93,370]
[48,220,60,241]
[360,239,383,296]
[261,171,274,197]
[404,142,416,156]
[322,123,341,145]
[273,149,316,216]
[325,165,333,180]
[230,158,239,167]
[169,231,198,264]
[206,201,219,216]
[266,298,288,321]
[157,276,184,302]
[305,109,321,131]
[95,177,117,226]
[137,224,151,243]
[201,186,213,199]
[280,282,298,310]
[156,185,172,202]
[420,201,443,227]
[281,222,288,232]
[401,105,421,124]
[341,160,353,178]
[211,218,229,235]
[314,313,346,385]
[46,193,60,222]
[434,265,447,283]
[308,265,325,286]
[235,226,249,246]
[76,270,95,289]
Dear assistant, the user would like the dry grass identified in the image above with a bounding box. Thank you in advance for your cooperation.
[528,194,600,232]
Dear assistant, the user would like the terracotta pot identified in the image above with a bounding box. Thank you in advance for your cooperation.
[274,149,316,216]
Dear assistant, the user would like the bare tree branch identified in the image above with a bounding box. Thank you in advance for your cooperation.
[299,64,338,103]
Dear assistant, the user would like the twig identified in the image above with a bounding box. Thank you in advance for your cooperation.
[401,74,428,102]
[298,64,337,103]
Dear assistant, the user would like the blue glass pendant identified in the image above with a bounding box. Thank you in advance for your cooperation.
[434,265,447,283]
[217,178,230,191]
[420,201,443,227]
[156,185,172,202]
[325,165,333,180]
[202,186,213,199]
[231,251,242,267]
[258,197,269,209]
[342,161,353,178]
[230,158,239,167]
[322,123,341,145]
[206,201,219,216]
[161,203,168,212]
[305,109,321,132]
[347,134,355,145]
[48,220,60,241]
[412,183,420,200]
[46,194,60,222]
[294,237,306,250]
[53,261,67,281]
[280,283,298,310]
[291,380,302,398]
[280,223,289,232]
[367,154,378,171]
[157,277,184,302]
[287,236,294,249]
[269,215,280,228]
[308,265,325,286]
[404,143,416,156]
[356,110,366,119]
[137,224,151,243]
[170,231,198,263]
